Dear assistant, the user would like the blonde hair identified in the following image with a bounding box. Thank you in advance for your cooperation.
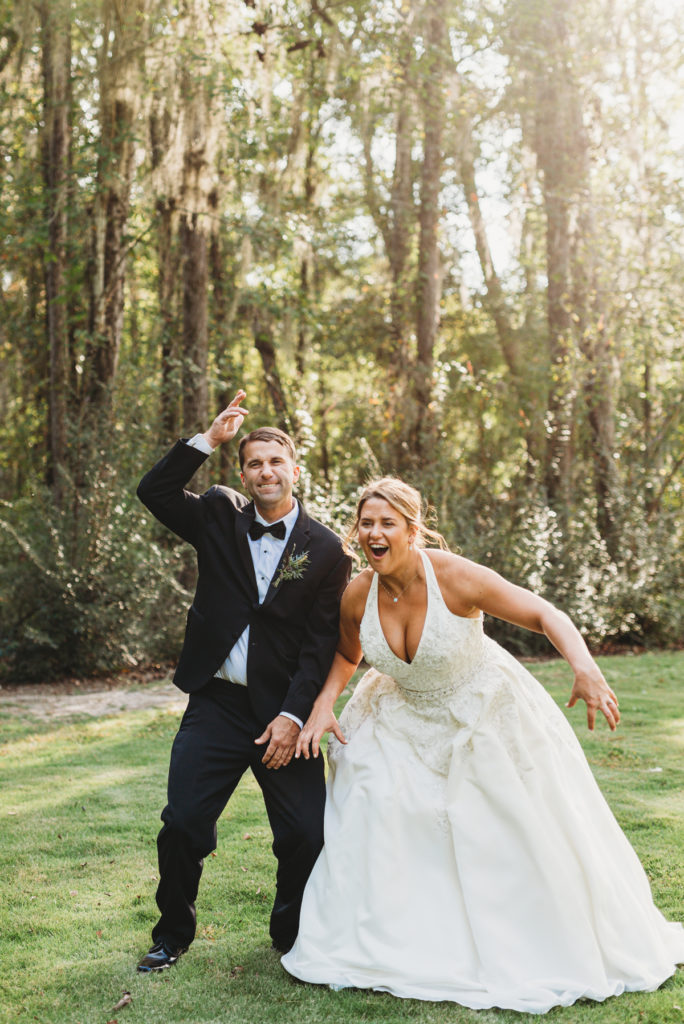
[346,476,449,552]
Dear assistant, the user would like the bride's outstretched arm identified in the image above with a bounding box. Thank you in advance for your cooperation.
[478,564,618,730]
[536,605,620,730]
[295,582,365,759]
[295,651,360,758]
[433,552,620,732]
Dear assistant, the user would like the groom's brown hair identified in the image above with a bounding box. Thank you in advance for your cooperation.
[238,427,297,469]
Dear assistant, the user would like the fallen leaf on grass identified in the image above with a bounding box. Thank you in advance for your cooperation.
[242,833,251,839]
[229,966,244,979]
[111,991,132,1011]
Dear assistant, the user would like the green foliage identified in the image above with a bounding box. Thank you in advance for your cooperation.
[0,0,682,674]
[0,470,190,682]
[416,450,684,655]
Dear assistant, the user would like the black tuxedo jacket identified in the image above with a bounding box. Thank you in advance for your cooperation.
[137,441,351,726]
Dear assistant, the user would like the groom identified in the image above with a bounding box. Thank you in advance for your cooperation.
[136,390,350,970]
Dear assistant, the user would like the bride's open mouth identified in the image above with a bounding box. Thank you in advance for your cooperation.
[368,544,389,560]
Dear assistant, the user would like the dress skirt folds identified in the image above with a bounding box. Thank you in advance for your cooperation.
[281,552,684,1013]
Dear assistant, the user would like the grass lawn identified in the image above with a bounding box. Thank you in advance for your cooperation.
[1,652,682,1024]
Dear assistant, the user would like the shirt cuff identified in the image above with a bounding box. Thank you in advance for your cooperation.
[185,433,215,455]
[279,711,303,730]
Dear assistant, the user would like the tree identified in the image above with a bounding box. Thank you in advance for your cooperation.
[85,0,150,419]
[39,0,71,503]
[347,0,450,473]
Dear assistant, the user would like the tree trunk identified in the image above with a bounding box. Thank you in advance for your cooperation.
[209,232,241,485]
[252,308,292,434]
[583,338,620,555]
[510,0,623,545]
[180,212,210,447]
[459,137,545,477]
[386,82,414,372]
[410,0,446,462]
[85,0,148,419]
[157,198,181,446]
[570,96,621,555]
[359,24,414,467]
[40,0,71,504]
[541,175,576,508]
[148,55,181,448]
[176,0,222,490]
[317,376,331,484]
[531,6,591,509]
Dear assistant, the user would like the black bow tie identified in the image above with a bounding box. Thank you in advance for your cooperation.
[249,519,286,541]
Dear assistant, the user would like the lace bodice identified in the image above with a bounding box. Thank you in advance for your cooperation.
[359,550,486,698]
[334,549,575,780]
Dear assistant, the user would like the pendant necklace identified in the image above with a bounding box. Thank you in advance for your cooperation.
[379,572,419,603]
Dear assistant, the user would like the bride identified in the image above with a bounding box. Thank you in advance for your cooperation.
[281,477,684,1013]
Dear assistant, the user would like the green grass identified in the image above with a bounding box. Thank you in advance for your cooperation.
[1,652,682,1024]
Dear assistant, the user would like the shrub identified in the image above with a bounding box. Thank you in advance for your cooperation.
[0,469,191,682]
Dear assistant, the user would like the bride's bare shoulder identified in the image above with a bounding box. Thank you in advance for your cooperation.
[424,548,477,581]
[423,549,484,616]
[423,548,471,573]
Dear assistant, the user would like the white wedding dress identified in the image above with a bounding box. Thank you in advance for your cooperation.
[282,552,684,1012]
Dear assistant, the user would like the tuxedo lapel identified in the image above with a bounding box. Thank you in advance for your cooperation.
[262,504,311,608]
[234,502,259,596]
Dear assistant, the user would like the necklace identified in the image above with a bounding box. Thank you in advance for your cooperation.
[379,572,419,603]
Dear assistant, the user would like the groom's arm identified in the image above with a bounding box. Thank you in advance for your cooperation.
[137,390,249,544]
[137,440,213,546]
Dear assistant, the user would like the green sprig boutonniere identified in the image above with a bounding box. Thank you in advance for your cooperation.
[274,547,310,587]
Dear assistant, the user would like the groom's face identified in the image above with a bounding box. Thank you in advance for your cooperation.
[240,439,300,520]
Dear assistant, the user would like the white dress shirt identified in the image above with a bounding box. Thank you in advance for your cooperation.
[185,434,303,728]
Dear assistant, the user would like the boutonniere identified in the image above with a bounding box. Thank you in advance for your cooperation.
[274,546,310,587]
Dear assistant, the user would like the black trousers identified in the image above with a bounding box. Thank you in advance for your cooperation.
[151,678,326,951]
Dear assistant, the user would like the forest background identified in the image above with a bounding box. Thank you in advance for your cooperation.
[1,0,683,684]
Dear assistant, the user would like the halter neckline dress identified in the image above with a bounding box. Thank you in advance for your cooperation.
[282,551,684,1012]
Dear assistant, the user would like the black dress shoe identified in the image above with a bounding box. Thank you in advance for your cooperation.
[271,939,293,954]
[137,941,187,972]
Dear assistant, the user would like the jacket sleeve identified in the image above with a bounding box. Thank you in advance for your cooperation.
[279,548,352,724]
[136,440,212,546]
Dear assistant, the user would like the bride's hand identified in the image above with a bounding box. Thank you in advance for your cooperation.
[566,664,620,731]
[295,706,347,759]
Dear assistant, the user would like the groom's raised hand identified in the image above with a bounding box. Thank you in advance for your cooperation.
[255,715,301,770]
[202,389,249,449]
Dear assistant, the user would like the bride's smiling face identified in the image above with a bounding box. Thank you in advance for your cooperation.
[357,497,416,572]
